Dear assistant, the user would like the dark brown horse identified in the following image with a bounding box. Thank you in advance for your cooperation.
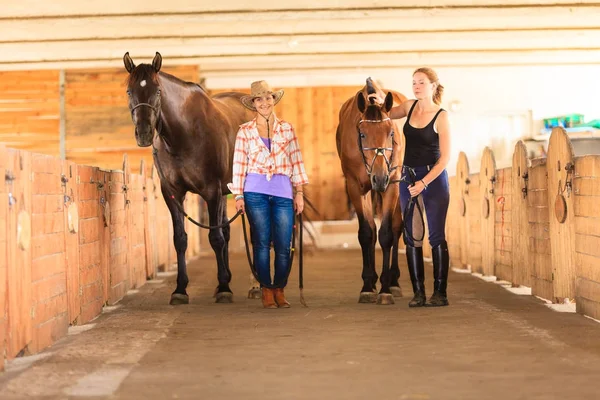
[123,52,259,305]
[336,78,408,305]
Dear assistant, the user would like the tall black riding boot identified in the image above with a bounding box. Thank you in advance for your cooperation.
[428,240,450,307]
[406,245,426,307]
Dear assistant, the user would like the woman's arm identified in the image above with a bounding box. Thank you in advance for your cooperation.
[226,128,249,196]
[366,94,413,120]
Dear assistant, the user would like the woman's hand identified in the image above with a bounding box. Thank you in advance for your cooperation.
[408,181,426,198]
[294,192,304,215]
[235,198,245,214]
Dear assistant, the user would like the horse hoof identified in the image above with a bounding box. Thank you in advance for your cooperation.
[390,286,403,298]
[247,288,261,300]
[170,293,189,305]
[215,292,234,304]
[376,293,395,305]
[358,292,377,303]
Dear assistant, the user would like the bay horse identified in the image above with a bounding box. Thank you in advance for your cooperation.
[336,78,407,305]
[123,52,260,305]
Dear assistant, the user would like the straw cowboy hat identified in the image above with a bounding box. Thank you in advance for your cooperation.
[240,80,285,111]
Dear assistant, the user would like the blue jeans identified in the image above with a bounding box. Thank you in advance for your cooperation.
[400,165,450,248]
[244,192,294,288]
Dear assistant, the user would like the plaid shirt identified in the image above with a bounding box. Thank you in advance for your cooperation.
[227,115,309,195]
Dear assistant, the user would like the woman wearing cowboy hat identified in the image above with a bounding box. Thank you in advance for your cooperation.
[227,80,309,309]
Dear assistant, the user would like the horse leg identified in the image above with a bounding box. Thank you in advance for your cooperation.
[207,193,233,303]
[163,188,189,305]
[376,187,400,305]
[390,196,404,298]
[348,181,377,303]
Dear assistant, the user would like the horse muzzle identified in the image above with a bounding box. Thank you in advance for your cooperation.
[135,126,154,147]
[371,174,390,193]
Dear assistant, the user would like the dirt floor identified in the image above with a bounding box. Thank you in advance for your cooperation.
[1,248,599,400]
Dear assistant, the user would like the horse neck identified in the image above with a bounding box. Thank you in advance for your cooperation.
[156,73,207,151]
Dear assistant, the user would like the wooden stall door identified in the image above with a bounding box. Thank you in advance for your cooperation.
[5,149,32,358]
[573,156,600,319]
[456,152,470,268]
[529,159,554,301]
[494,167,513,283]
[0,144,7,370]
[480,147,497,277]
[511,141,532,287]
[76,165,104,324]
[467,173,482,273]
[62,160,80,325]
[109,168,129,304]
[29,154,69,354]
[547,127,577,302]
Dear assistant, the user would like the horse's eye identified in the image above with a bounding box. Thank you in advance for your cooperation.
[360,133,366,139]
[390,131,394,137]
[156,89,161,96]
[126,90,131,97]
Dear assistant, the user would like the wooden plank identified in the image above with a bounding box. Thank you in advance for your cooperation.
[511,141,532,287]
[479,147,496,277]
[0,71,60,157]
[62,160,80,325]
[546,127,576,302]
[109,169,129,303]
[5,149,33,359]
[29,153,69,354]
[528,161,553,301]
[97,169,111,305]
[76,165,103,324]
[141,160,157,280]
[0,144,6,371]
[456,152,470,268]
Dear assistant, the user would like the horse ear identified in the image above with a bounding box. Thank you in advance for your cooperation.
[357,92,366,113]
[152,52,162,72]
[123,52,135,73]
[384,92,394,113]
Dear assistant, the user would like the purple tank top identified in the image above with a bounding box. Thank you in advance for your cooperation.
[243,138,293,199]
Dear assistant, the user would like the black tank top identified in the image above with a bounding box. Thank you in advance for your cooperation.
[402,100,444,167]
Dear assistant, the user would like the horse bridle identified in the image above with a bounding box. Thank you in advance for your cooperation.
[356,117,398,179]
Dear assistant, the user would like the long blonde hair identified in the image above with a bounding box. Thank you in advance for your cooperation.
[413,67,444,105]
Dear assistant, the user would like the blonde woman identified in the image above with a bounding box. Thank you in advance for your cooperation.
[374,67,452,308]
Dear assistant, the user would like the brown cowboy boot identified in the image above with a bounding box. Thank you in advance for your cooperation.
[261,288,277,309]
[273,288,291,308]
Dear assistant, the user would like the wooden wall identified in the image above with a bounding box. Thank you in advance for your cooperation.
[211,86,360,221]
[448,127,600,320]
[0,71,60,156]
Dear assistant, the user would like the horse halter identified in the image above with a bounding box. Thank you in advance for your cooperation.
[356,117,398,178]
[129,98,163,138]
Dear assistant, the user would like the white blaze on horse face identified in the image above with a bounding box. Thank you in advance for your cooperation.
[140,80,147,87]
